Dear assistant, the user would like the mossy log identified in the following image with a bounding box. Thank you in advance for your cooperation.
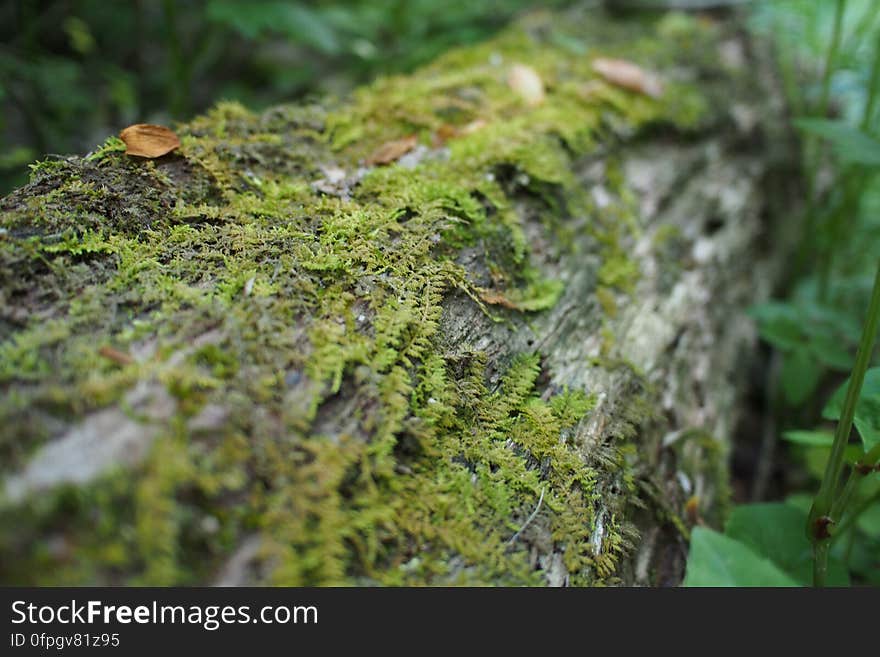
[0,6,794,585]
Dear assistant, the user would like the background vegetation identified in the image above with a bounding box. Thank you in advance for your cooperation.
[685,0,880,586]
[0,0,567,194]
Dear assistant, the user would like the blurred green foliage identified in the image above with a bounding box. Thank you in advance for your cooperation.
[750,0,880,123]
[0,0,567,194]
[689,0,880,587]
[747,0,880,408]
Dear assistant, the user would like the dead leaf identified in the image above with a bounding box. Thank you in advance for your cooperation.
[459,119,488,135]
[685,495,703,525]
[591,57,663,99]
[119,123,181,158]
[98,345,134,366]
[508,64,545,107]
[478,289,520,310]
[438,124,459,140]
[432,124,459,147]
[366,135,418,166]
[432,119,488,146]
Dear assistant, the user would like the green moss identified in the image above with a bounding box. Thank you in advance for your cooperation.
[0,6,733,585]
[84,135,127,163]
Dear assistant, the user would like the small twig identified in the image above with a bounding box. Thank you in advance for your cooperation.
[507,487,545,546]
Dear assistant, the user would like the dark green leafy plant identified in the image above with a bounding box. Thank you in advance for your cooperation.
[685,503,849,586]
[686,0,880,587]
[806,265,880,586]
[749,300,858,404]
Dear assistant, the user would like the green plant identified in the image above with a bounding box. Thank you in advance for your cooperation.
[685,0,880,587]
[806,263,880,585]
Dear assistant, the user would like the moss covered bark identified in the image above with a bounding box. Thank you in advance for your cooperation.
[0,6,791,585]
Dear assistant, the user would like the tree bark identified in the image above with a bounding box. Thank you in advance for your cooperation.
[0,5,795,585]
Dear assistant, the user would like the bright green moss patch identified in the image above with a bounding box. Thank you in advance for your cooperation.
[0,7,733,584]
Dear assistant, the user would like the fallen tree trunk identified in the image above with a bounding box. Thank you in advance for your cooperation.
[0,5,794,586]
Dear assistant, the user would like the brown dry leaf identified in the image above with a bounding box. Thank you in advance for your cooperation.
[685,495,703,525]
[366,134,418,166]
[432,123,460,146]
[98,345,134,366]
[591,57,663,99]
[507,64,545,107]
[432,119,488,146]
[119,123,180,158]
[478,289,520,310]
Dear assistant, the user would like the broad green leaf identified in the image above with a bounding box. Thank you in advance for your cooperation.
[207,1,340,53]
[749,301,856,373]
[793,295,863,344]
[207,0,277,39]
[846,444,868,462]
[795,118,880,166]
[748,302,802,350]
[724,503,849,586]
[780,347,821,405]
[683,527,801,587]
[784,493,813,514]
[854,477,880,537]
[809,333,853,370]
[782,430,834,446]
[800,444,866,481]
[823,367,880,451]
[281,5,342,54]
[846,535,880,585]
[856,502,880,538]
[802,445,830,481]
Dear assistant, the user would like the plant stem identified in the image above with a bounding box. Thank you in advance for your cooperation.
[830,441,880,525]
[830,466,861,520]
[818,174,862,302]
[779,40,804,118]
[862,30,880,133]
[818,206,839,303]
[813,541,830,587]
[816,30,879,295]
[832,487,880,546]
[818,43,878,297]
[813,0,847,301]
[808,259,880,585]
[820,0,847,119]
